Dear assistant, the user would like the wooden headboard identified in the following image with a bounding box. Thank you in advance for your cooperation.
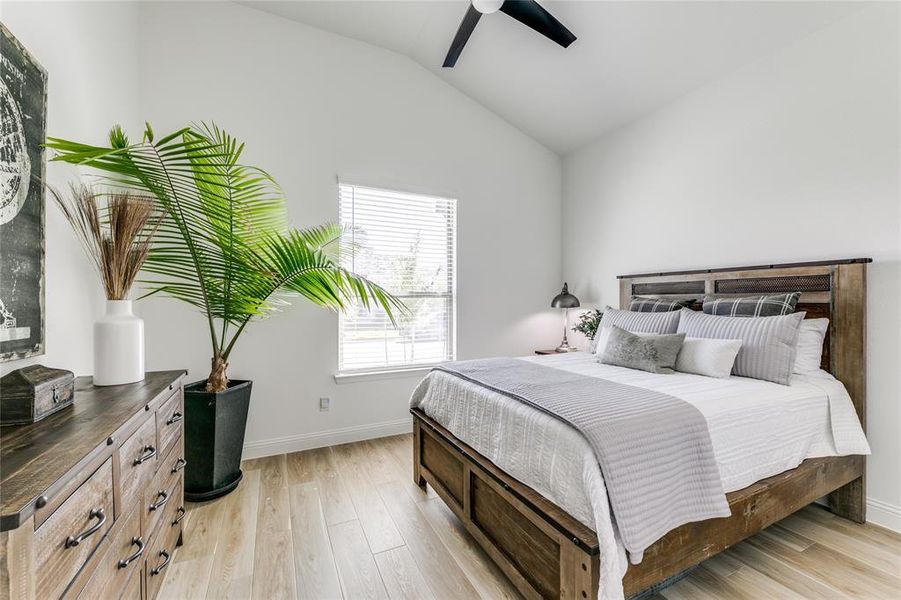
[617,258,870,429]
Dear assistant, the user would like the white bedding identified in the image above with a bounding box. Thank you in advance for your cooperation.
[409,352,870,600]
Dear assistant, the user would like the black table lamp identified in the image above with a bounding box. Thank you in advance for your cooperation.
[551,282,580,352]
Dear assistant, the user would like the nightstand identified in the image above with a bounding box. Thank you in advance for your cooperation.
[534,349,580,355]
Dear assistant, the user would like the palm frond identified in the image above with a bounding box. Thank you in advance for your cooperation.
[47,123,404,378]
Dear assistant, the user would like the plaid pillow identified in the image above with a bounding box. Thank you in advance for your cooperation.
[702,292,801,317]
[629,296,694,312]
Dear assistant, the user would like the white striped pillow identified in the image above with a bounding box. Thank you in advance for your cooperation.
[599,306,681,334]
[676,308,805,385]
[594,307,682,357]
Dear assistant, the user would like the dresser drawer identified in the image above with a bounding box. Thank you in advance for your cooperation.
[156,389,182,462]
[162,434,186,482]
[143,436,184,536]
[121,565,142,600]
[35,458,114,600]
[119,416,157,515]
[163,480,185,546]
[145,481,183,600]
[75,506,144,600]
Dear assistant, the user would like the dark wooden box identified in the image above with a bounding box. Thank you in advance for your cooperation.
[0,365,75,426]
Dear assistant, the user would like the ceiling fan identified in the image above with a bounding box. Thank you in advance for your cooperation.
[443,0,577,68]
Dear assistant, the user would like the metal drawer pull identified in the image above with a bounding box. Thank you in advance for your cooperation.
[172,506,186,526]
[166,411,183,425]
[133,445,156,465]
[117,537,145,568]
[65,508,106,548]
[171,458,187,473]
[150,550,171,576]
[149,490,169,511]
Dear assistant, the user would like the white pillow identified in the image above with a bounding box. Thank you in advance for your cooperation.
[793,318,829,374]
[675,337,743,379]
[593,326,612,356]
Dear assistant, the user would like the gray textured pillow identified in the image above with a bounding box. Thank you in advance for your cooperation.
[677,308,805,385]
[600,306,681,335]
[600,326,686,374]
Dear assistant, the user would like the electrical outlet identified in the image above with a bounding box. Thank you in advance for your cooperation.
[319,397,330,411]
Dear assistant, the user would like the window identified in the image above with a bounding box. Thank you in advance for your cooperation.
[338,183,456,374]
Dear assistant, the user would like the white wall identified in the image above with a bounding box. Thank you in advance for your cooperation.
[7,0,894,530]
[0,2,141,377]
[562,4,901,529]
[134,1,562,456]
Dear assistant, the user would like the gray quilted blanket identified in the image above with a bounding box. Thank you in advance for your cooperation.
[433,357,730,561]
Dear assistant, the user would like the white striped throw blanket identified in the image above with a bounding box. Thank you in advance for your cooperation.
[433,358,731,562]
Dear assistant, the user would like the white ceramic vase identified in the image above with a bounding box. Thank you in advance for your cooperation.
[94,300,144,386]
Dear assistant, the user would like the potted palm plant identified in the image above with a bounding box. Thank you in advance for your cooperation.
[47,123,403,499]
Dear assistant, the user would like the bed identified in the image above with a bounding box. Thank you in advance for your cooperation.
[409,259,870,600]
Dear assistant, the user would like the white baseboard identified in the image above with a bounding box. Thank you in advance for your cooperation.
[242,417,414,460]
[867,497,901,532]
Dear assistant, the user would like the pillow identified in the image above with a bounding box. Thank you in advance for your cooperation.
[598,306,681,336]
[593,325,655,356]
[702,292,801,317]
[675,337,743,379]
[592,326,611,356]
[600,326,686,374]
[593,307,682,356]
[629,296,694,313]
[677,308,805,385]
[793,318,829,374]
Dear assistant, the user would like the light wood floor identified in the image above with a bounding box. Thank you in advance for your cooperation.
[160,434,901,600]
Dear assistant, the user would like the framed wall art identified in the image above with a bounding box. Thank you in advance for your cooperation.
[1,23,47,361]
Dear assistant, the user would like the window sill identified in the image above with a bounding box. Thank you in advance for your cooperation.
[333,365,436,384]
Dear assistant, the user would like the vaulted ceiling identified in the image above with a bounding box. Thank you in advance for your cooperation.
[244,1,865,154]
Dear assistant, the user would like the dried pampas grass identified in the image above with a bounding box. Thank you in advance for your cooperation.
[51,184,161,300]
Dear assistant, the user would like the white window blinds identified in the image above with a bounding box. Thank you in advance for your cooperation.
[338,183,456,374]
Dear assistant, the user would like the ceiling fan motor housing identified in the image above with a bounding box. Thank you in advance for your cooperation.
[472,0,504,15]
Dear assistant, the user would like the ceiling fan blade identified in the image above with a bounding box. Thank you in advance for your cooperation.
[499,0,576,48]
[443,4,482,68]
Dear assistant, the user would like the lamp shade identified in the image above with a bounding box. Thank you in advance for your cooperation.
[551,283,580,309]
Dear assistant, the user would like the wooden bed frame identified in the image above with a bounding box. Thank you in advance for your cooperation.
[411,258,869,600]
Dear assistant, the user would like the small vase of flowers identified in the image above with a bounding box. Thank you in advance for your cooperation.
[572,308,603,340]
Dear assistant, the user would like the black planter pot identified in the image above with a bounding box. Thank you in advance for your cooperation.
[183,379,252,502]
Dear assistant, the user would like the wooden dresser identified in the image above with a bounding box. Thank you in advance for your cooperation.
[0,370,186,600]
